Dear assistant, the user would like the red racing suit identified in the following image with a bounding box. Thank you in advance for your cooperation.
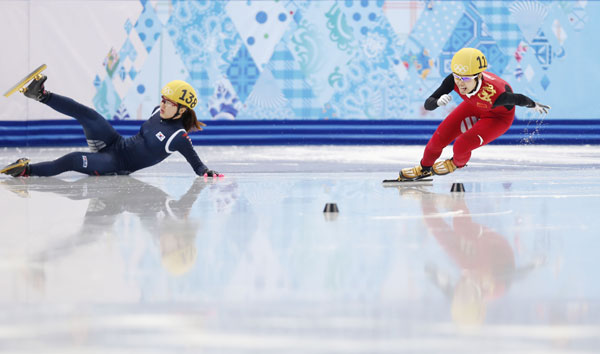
[421,72,536,167]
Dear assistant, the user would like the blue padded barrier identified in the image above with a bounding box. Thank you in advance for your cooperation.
[0,119,599,146]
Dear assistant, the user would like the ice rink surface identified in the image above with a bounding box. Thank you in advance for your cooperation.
[1,145,600,353]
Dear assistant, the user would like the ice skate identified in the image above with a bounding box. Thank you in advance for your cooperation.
[3,64,47,97]
[22,74,50,102]
[432,158,459,175]
[0,158,31,177]
[382,164,433,185]
[399,164,433,181]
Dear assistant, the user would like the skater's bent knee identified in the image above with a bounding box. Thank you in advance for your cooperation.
[454,133,483,150]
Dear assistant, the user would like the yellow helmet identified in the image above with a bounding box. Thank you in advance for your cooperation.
[161,245,198,276]
[451,277,486,327]
[451,48,487,76]
[161,80,198,109]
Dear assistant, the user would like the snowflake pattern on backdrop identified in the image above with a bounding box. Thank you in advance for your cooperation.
[93,0,592,120]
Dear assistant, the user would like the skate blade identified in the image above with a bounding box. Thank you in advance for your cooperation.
[382,178,433,186]
[3,64,47,97]
[0,159,31,174]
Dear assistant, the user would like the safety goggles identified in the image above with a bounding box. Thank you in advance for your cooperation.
[160,96,178,107]
[452,73,478,82]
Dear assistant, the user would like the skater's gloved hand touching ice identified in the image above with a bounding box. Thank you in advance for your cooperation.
[532,102,550,115]
[202,169,223,178]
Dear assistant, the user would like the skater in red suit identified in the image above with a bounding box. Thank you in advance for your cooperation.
[400,47,551,180]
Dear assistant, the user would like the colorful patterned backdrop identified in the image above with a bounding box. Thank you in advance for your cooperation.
[92,0,598,121]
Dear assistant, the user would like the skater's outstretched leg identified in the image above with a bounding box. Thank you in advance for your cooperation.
[28,152,120,177]
[2,152,121,177]
[24,76,122,152]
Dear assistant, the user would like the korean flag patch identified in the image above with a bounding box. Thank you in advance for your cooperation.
[156,132,166,141]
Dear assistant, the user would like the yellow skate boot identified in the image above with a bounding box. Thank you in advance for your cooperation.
[23,75,50,102]
[399,164,433,181]
[0,158,31,177]
[432,158,459,175]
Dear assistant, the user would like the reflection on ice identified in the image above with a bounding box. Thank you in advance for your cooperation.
[4,176,210,277]
[397,187,543,327]
[1,146,600,353]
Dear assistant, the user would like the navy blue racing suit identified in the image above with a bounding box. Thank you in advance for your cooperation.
[29,93,210,176]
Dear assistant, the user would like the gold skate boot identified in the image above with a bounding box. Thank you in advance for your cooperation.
[432,158,459,175]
